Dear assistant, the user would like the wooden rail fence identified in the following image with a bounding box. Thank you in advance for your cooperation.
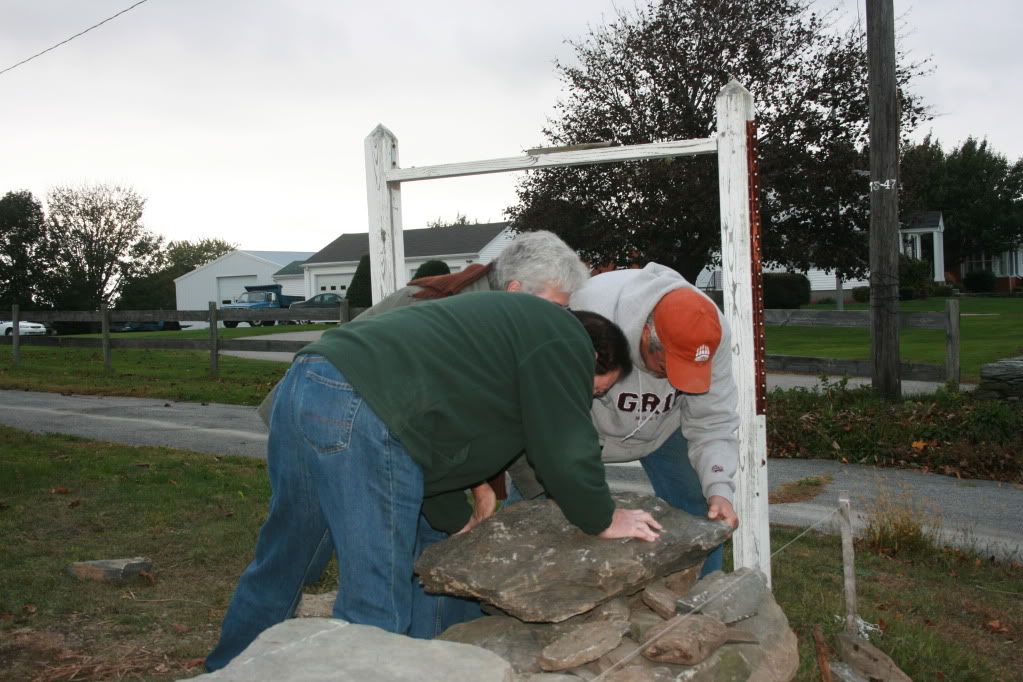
[764,299,960,387]
[4,300,960,386]
[2,303,349,376]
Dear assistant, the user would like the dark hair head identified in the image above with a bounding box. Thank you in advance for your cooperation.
[570,310,632,377]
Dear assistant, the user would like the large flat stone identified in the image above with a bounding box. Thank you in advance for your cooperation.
[416,493,732,622]
[186,618,513,682]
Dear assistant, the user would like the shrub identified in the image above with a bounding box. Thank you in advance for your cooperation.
[345,254,372,308]
[815,297,836,305]
[852,286,870,303]
[899,286,916,301]
[931,283,955,297]
[763,273,811,309]
[412,260,451,279]
[899,255,932,298]
[963,269,997,293]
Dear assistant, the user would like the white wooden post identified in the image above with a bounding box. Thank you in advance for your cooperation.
[716,80,771,584]
[364,125,407,304]
[838,493,858,635]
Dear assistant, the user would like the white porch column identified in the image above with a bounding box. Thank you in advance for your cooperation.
[932,231,945,282]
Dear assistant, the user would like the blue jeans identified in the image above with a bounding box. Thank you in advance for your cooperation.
[640,430,723,576]
[408,515,484,638]
[299,511,483,639]
[206,355,425,671]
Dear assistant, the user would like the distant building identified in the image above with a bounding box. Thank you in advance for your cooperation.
[174,250,315,312]
[299,222,513,298]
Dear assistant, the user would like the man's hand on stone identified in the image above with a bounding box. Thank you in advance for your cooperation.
[707,495,739,529]
[456,481,499,535]
[598,508,663,542]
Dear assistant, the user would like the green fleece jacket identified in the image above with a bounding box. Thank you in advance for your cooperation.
[298,291,615,535]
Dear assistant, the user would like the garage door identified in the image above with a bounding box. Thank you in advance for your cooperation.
[217,275,258,305]
[314,274,350,294]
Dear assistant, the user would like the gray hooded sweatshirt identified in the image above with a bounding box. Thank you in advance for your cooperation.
[571,263,739,503]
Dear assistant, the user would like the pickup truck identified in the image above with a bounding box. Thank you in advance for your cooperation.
[221,284,305,328]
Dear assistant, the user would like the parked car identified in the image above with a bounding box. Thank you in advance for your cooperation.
[289,292,347,323]
[1,320,48,336]
[111,321,182,332]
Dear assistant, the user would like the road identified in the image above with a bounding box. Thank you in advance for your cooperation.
[0,387,1016,559]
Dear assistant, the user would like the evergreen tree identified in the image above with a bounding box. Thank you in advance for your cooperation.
[412,260,451,279]
[346,254,372,308]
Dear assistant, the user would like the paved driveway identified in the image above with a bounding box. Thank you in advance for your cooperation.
[0,388,1015,558]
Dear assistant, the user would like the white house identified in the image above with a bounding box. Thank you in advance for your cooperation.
[696,212,963,301]
[174,250,315,312]
[300,223,513,298]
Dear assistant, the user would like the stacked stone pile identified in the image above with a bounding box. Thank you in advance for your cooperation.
[419,493,799,681]
[976,356,1023,400]
[192,492,799,681]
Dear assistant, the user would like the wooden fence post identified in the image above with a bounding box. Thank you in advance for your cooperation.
[101,304,112,373]
[208,302,219,377]
[867,0,902,400]
[838,493,858,635]
[945,298,960,389]
[11,304,21,366]
[365,125,406,304]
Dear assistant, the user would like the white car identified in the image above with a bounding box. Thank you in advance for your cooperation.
[1,320,48,336]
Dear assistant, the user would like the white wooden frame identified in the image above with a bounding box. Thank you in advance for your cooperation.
[365,79,771,583]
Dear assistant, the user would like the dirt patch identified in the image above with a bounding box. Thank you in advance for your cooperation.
[0,624,207,681]
[769,474,833,504]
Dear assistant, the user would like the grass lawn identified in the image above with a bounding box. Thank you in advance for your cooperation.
[0,323,331,404]
[766,296,1023,381]
[0,346,289,405]
[1,427,1020,681]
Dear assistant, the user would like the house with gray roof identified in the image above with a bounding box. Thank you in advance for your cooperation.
[299,222,513,298]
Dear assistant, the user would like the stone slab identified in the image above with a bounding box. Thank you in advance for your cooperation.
[539,621,626,671]
[185,618,514,682]
[416,493,731,622]
[676,568,768,624]
[66,557,152,583]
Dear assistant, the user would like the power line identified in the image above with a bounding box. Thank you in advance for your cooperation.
[0,0,153,78]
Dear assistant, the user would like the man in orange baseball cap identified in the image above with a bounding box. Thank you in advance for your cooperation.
[650,288,723,395]
[508,262,739,576]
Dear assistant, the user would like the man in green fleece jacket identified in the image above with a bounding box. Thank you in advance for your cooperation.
[206,292,662,671]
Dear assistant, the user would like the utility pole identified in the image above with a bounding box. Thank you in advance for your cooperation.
[867,0,901,400]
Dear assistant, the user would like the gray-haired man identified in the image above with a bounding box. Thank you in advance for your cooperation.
[257,230,589,423]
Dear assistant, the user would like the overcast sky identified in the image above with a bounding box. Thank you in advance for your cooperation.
[0,1,1018,252]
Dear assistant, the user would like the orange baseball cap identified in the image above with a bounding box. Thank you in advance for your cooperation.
[652,288,722,394]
